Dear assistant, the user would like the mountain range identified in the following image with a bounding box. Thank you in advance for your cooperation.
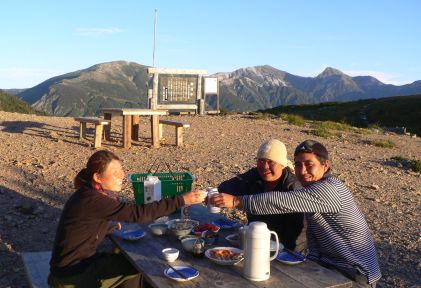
[7,61,421,116]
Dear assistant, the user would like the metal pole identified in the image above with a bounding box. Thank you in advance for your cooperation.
[152,9,158,67]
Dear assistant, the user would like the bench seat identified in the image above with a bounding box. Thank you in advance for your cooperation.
[22,251,51,288]
[74,117,110,148]
[159,120,190,146]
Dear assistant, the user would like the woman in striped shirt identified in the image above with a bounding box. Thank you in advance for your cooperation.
[212,140,381,287]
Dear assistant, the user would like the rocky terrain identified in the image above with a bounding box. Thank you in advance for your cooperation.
[0,111,419,287]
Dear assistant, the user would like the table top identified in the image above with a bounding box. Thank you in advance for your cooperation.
[110,205,352,288]
[101,108,168,116]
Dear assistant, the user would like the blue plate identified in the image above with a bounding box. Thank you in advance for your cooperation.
[115,228,146,241]
[164,265,199,282]
[276,250,306,265]
[212,218,241,229]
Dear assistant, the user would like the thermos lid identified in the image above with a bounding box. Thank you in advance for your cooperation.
[248,221,268,232]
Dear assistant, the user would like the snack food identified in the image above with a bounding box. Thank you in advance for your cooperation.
[210,249,241,261]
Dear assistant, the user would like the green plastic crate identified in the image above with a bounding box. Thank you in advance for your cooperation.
[129,172,195,204]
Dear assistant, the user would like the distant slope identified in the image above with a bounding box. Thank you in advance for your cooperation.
[17,61,149,116]
[216,65,421,112]
[0,90,42,114]
[262,95,421,135]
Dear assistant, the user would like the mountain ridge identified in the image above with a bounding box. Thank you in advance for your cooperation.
[10,61,421,116]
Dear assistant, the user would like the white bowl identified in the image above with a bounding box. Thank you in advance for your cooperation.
[162,248,179,262]
[181,237,203,252]
[167,219,199,237]
[148,223,168,236]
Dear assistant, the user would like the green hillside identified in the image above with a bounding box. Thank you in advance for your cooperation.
[261,95,421,135]
[0,90,43,114]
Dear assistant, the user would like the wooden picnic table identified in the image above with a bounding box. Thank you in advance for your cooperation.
[101,108,168,148]
[110,205,352,288]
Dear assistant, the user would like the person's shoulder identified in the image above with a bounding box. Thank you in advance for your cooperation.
[324,175,345,185]
[218,168,258,195]
[282,168,302,189]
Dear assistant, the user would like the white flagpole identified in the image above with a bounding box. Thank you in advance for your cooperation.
[152,9,158,67]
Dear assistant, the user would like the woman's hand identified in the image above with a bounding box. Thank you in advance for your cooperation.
[107,221,121,234]
[182,190,207,205]
[211,193,241,208]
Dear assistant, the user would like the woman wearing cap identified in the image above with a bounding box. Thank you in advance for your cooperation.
[218,139,304,251]
[213,140,381,287]
[49,150,207,288]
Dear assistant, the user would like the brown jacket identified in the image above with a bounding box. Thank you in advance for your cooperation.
[50,183,184,276]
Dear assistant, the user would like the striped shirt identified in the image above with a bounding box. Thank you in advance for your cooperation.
[241,175,381,284]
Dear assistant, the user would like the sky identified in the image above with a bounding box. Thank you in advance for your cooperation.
[1,0,420,89]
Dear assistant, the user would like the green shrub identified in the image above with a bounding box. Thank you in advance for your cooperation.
[313,121,352,132]
[280,113,305,126]
[410,160,421,172]
[391,156,408,162]
[391,156,421,172]
[369,123,383,132]
[371,139,396,148]
[311,127,332,138]
[252,112,274,120]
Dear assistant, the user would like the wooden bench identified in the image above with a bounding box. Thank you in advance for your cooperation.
[74,117,110,148]
[22,251,51,288]
[158,119,190,146]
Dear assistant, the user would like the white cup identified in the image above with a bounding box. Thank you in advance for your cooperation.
[207,188,221,213]
[162,248,179,262]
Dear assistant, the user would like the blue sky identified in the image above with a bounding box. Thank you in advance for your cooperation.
[1,0,420,88]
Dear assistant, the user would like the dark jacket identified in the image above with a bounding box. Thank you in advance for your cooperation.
[218,168,304,250]
[50,183,184,277]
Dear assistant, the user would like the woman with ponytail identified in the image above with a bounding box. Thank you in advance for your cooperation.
[49,150,206,288]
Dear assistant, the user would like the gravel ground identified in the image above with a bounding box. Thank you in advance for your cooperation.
[0,111,420,287]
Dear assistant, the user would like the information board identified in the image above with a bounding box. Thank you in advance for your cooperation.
[158,74,198,104]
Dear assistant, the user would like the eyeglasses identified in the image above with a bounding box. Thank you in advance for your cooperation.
[256,158,278,166]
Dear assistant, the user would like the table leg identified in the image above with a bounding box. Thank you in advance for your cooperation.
[123,115,132,149]
[151,115,160,148]
[132,115,140,141]
[104,113,112,140]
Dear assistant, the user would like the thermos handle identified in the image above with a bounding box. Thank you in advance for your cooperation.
[269,231,279,261]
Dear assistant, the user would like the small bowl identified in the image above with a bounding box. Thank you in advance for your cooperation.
[148,223,168,236]
[181,237,203,252]
[162,248,179,262]
[167,219,199,238]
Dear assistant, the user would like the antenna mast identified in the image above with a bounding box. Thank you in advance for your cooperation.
[152,9,158,67]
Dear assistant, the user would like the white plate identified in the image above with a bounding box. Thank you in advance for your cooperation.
[205,247,243,265]
[164,265,199,282]
[276,250,306,265]
[114,228,146,241]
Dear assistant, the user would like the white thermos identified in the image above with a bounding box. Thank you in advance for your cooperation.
[243,221,279,281]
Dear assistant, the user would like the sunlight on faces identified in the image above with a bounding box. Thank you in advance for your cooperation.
[294,153,329,186]
[256,158,284,182]
[93,159,125,192]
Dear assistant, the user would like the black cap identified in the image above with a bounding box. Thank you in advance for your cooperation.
[294,140,329,160]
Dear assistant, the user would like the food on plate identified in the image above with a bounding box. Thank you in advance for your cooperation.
[172,222,194,230]
[210,249,242,261]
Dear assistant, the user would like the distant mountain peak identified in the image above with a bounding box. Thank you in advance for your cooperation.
[317,67,345,78]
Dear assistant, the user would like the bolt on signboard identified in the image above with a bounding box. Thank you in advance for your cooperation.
[147,67,219,115]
